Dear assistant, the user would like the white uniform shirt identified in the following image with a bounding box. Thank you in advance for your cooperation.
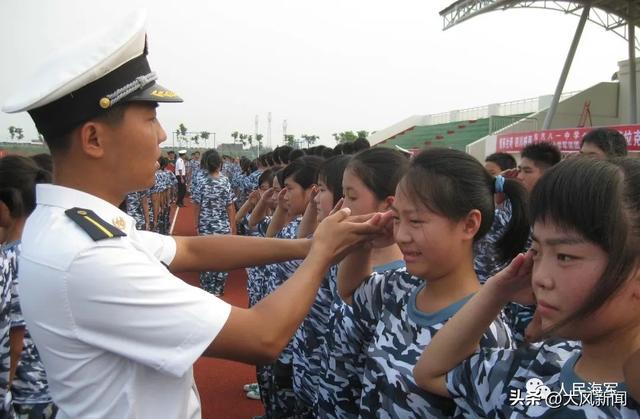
[176,157,186,176]
[19,184,231,419]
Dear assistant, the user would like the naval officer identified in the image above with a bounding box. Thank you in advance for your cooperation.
[1,11,383,419]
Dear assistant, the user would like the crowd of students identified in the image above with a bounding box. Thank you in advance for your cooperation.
[1,127,640,418]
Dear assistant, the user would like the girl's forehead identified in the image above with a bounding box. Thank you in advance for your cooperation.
[392,194,429,216]
[532,221,590,246]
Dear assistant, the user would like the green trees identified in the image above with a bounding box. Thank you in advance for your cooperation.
[7,126,24,140]
[332,130,368,143]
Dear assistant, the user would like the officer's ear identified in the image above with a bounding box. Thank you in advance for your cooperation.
[77,120,107,159]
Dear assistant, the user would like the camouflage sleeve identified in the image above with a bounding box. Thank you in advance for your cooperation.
[226,179,236,205]
[10,275,25,328]
[504,302,535,346]
[446,347,517,417]
[257,216,272,237]
[192,182,202,205]
[350,270,389,344]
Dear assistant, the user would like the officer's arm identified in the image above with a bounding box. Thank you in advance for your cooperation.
[204,249,331,363]
[203,209,386,363]
[170,235,311,272]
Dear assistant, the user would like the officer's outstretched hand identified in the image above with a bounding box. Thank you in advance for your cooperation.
[310,207,389,265]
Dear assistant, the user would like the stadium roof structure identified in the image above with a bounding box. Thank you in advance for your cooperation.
[439,0,640,126]
[440,0,640,47]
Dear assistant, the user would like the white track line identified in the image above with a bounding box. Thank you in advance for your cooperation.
[169,206,180,235]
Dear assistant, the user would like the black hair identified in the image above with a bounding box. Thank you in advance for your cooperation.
[318,155,351,205]
[276,146,293,165]
[271,148,282,165]
[198,150,212,170]
[581,128,628,157]
[347,148,409,201]
[158,157,168,170]
[167,150,176,156]
[44,103,129,154]
[521,142,561,169]
[282,156,323,189]
[530,157,640,330]
[258,169,275,188]
[401,148,529,261]
[265,152,275,167]
[249,160,258,173]
[342,142,355,155]
[239,156,252,175]
[353,138,371,152]
[205,150,223,172]
[0,155,51,218]
[321,147,335,159]
[333,143,344,155]
[485,152,517,171]
[275,168,286,188]
[31,153,53,173]
[289,149,305,162]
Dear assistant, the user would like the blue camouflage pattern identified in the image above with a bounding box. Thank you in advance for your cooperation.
[316,261,405,418]
[193,174,236,295]
[0,242,19,418]
[5,242,54,408]
[354,270,514,418]
[241,215,272,307]
[447,339,639,418]
[191,167,207,199]
[124,191,148,230]
[474,200,535,346]
[264,218,303,418]
[292,264,338,409]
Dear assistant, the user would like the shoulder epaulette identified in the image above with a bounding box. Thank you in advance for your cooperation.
[65,207,127,241]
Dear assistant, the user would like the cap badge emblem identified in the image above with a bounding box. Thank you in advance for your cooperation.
[99,97,111,109]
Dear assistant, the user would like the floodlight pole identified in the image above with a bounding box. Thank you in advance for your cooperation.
[543,6,590,130]
[630,22,638,124]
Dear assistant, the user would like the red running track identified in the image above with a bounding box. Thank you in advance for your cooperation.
[171,200,264,419]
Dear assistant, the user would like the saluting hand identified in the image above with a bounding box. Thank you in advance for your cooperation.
[248,190,261,206]
[486,250,536,306]
[277,188,288,209]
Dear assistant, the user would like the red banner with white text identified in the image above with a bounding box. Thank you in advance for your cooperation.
[496,125,640,153]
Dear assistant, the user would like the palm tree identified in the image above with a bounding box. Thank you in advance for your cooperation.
[284,135,296,147]
[200,131,210,148]
[302,134,318,148]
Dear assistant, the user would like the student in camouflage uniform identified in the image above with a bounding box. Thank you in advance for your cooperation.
[0,156,56,419]
[191,150,214,200]
[417,156,640,418]
[161,161,176,233]
[290,155,350,417]
[149,158,166,233]
[324,148,528,418]
[192,151,237,296]
[261,156,322,419]
[316,149,408,418]
[124,191,150,230]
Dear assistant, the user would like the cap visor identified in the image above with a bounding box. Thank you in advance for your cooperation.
[125,82,183,104]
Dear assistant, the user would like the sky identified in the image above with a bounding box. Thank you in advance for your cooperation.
[0,1,631,148]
